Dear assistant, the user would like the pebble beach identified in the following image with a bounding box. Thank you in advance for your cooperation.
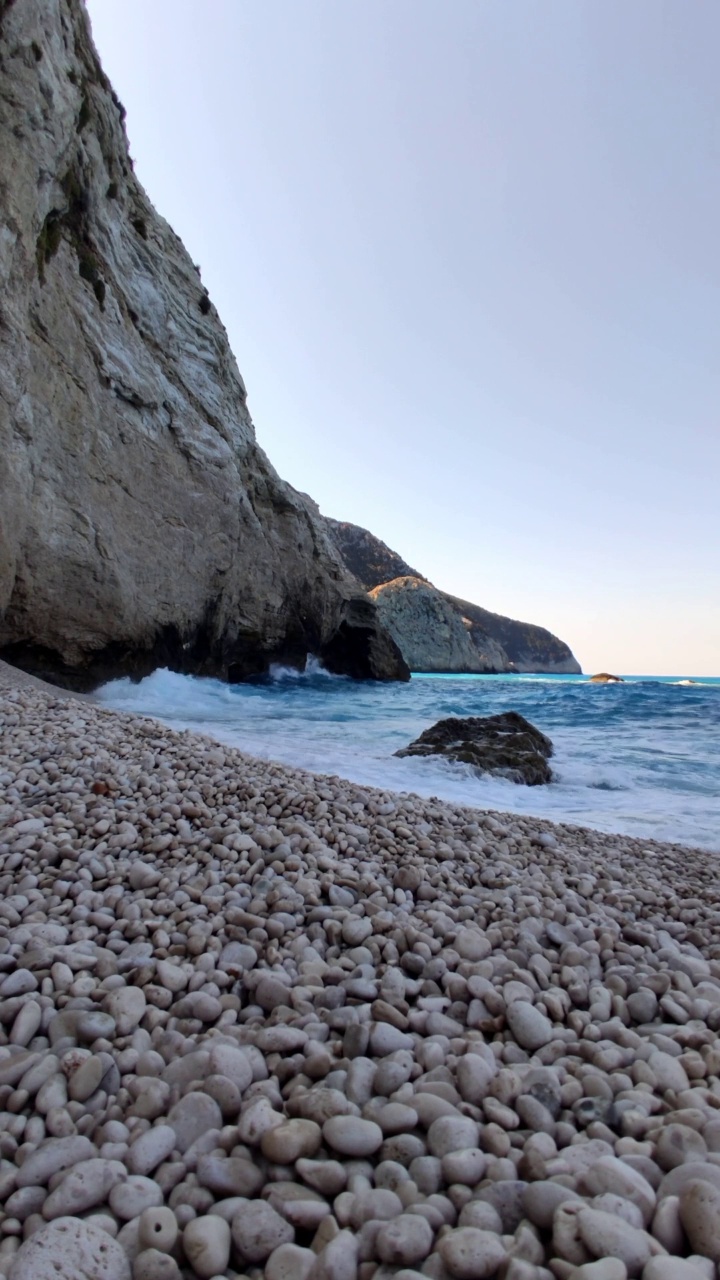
[1,660,720,1280]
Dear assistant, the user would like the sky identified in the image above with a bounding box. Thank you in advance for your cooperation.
[85,1,720,676]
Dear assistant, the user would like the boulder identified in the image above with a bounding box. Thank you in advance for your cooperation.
[395,711,553,785]
[590,673,624,683]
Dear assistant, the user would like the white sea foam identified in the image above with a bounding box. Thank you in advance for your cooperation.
[97,667,720,850]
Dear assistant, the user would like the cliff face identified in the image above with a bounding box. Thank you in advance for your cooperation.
[369,578,509,673]
[327,522,581,675]
[0,1,409,688]
[325,519,425,592]
[442,594,580,675]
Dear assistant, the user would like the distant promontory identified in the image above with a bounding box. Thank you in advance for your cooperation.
[325,520,581,674]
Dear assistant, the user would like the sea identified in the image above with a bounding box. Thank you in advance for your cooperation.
[97,668,720,852]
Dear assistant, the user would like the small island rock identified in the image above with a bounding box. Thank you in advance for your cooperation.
[395,711,553,785]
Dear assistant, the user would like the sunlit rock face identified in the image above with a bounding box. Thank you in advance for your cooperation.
[369,577,509,674]
[326,523,581,675]
[0,0,408,688]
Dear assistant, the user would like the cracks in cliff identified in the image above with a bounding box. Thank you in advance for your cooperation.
[35,160,107,308]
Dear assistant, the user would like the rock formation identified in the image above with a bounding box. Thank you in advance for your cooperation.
[326,521,581,674]
[368,577,509,674]
[325,519,425,592]
[589,673,624,684]
[443,593,581,674]
[395,711,554,785]
[0,1,408,688]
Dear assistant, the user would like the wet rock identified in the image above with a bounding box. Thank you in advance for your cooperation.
[394,712,553,785]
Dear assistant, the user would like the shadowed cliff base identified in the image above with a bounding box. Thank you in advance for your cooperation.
[0,595,409,692]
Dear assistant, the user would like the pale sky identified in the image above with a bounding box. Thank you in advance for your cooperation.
[86,0,720,677]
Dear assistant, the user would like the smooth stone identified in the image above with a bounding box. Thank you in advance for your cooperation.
[7,1215,131,1280]
[570,1262,628,1280]
[167,1093,223,1153]
[132,1249,181,1280]
[16,1135,95,1187]
[441,1148,487,1186]
[349,1189,404,1229]
[642,1261,709,1280]
[650,1195,684,1255]
[505,1002,554,1052]
[427,1116,480,1158]
[648,1052,690,1093]
[265,1242,316,1280]
[627,991,658,1023]
[376,1214,434,1266]
[127,1126,177,1176]
[323,1116,383,1157]
[261,1119,323,1163]
[658,1162,720,1200]
[256,976,294,1011]
[182,1215,231,1278]
[309,1229,359,1280]
[296,1159,347,1196]
[577,1208,654,1275]
[68,1054,104,1103]
[454,929,491,961]
[137,1207,178,1254]
[679,1179,720,1263]
[0,970,38,997]
[456,1054,496,1104]
[457,1203,504,1233]
[206,1043,253,1092]
[10,1001,42,1047]
[109,1176,163,1221]
[231,1199,294,1262]
[523,1182,583,1230]
[42,1158,126,1219]
[104,987,147,1036]
[439,1227,507,1279]
[369,1024,414,1056]
[579,1158,656,1225]
[655,1125,708,1172]
[196,1154,264,1198]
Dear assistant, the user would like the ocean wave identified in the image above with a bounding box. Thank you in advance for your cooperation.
[96,667,720,850]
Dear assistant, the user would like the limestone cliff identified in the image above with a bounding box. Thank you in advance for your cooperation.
[0,0,409,688]
[369,578,509,673]
[327,522,581,674]
[442,595,581,675]
[325,519,425,592]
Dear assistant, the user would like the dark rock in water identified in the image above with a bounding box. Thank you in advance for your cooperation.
[395,711,554,785]
[590,673,624,683]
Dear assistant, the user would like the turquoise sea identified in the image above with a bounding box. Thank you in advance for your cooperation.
[98,669,720,851]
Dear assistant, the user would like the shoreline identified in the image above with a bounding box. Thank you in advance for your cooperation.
[1,658,714,863]
[2,660,720,1277]
[93,662,720,855]
[2,658,712,862]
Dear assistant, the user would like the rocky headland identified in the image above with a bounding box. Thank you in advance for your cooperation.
[326,524,580,676]
[2,663,720,1279]
[0,1,407,690]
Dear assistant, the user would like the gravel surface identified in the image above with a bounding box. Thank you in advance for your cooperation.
[1,664,720,1280]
